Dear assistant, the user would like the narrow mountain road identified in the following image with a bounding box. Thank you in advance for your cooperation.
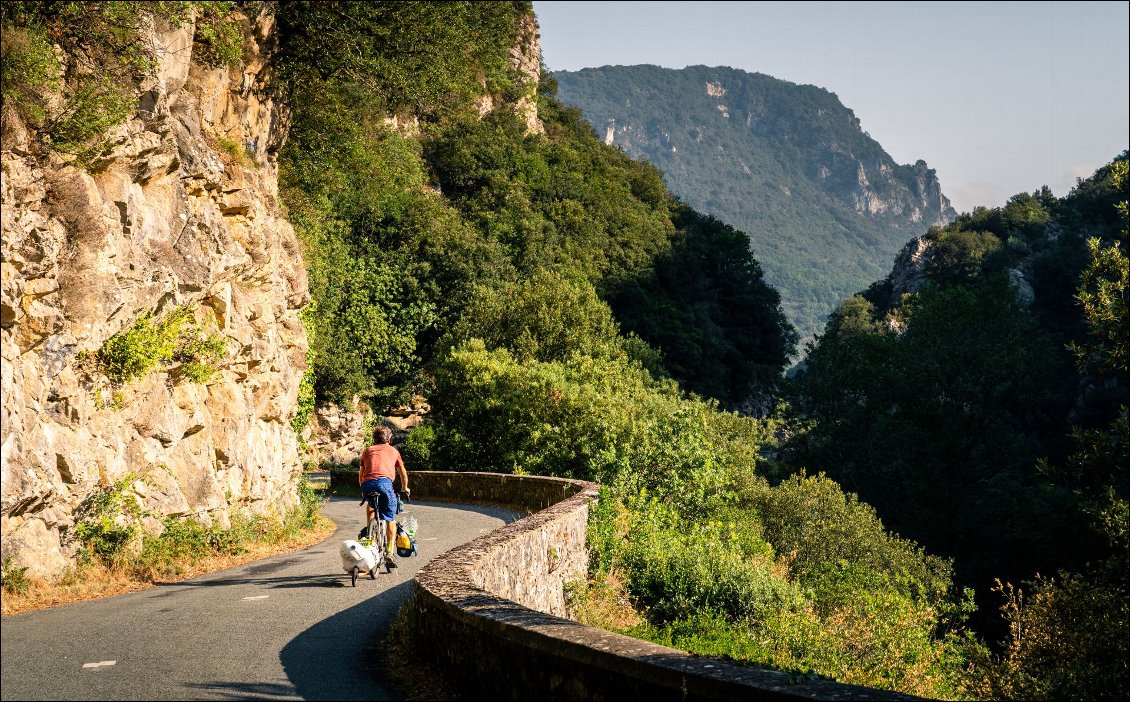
[0,496,520,701]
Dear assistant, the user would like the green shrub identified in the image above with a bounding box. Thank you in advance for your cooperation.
[93,306,226,387]
[443,270,626,364]
[0,23,60,124]
[401,422,438,470]
[428,338,772,488]
[291,305,318,440]
[283,477,324,534]
[192,2,243,68]
[73,474,144,565]
[276,1,522,120]
[176,329,227,382]
[749,472,953,604]
[990,567,1129,701]
[136,516,244,578]
[96,310,186,384]
[588,485,983,699]
[2,557,31,596]
[616,499,804,625]
[75,475,325,579]
[46,74,133,159]
[214,134,252,165]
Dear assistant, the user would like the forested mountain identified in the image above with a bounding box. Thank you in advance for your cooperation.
[272,3,983,696]
[786,156,1129,700]
[553,64,957,342]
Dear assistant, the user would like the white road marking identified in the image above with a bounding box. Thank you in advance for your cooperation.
[82,661,116,669]
[420,537,437,541]
[242,595,269,601]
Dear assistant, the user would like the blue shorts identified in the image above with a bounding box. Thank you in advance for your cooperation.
[361,478,398,522]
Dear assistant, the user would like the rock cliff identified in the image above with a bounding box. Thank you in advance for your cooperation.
[1,7,308,577]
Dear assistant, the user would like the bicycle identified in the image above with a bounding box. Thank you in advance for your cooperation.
[353,519,386,586]
[353,490,410,586]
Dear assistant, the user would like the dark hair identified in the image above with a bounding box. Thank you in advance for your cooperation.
[373,426,391,444]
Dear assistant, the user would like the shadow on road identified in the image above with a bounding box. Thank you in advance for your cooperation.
[280,580,416,700]
[162,498,523,699]
[173,582,415,700]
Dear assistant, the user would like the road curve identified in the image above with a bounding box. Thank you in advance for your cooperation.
[0,496,519,701]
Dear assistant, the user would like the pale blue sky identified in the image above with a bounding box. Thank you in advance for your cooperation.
[533,1,1130,214]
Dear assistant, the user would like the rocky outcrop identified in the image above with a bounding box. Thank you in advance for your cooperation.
[885,236,935,304]
[884,234,1037,313]
[303,398,429,469]
[474,10,544,135]
[509,12,545,136]
[303,402,373,468]
[1,7,308,577]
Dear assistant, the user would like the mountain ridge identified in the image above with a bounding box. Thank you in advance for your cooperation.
[552,63,956,341]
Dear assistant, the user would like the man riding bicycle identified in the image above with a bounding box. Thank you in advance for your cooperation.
[359,425,410,568]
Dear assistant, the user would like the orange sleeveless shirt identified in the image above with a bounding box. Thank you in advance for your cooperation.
[359,444,403,484]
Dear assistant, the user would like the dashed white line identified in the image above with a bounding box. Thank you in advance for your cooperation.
[242,595,269,601]
[82,661,116,669]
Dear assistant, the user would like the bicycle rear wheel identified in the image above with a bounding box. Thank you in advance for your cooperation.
[378,520,393,573]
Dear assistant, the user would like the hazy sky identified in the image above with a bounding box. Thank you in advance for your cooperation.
[533,1,1129,214]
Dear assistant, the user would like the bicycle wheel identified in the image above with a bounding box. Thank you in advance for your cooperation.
[379,521,393,573]
[351,565,358,587]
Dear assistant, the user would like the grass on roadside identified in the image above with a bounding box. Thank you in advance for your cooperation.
[2,481,336,616]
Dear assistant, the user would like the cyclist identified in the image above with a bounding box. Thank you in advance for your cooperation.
[358,425,410,568]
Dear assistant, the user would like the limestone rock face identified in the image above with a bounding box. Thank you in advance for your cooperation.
[886,235,1037,313]
[303,398,429,470]
[510,12,545,135]
[886,236,935,305]
[1,7,309,577]
[473,10,544,135]
[304,402,373,469]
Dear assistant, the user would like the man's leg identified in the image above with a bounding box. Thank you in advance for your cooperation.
[378,482,399,567]
[358,499,375,541]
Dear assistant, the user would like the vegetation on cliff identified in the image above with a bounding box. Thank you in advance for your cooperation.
[1,1,242,162]
[0,0,326,612]
[276,2,794,411]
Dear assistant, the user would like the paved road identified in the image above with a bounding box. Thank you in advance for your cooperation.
[0,496,519,701]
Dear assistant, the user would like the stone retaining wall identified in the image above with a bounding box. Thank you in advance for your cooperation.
[411,471,921,701]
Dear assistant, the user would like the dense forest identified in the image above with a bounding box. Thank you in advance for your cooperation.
[2,2,1124,699]
[553,64,956,344]
[786,157,1129,699]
